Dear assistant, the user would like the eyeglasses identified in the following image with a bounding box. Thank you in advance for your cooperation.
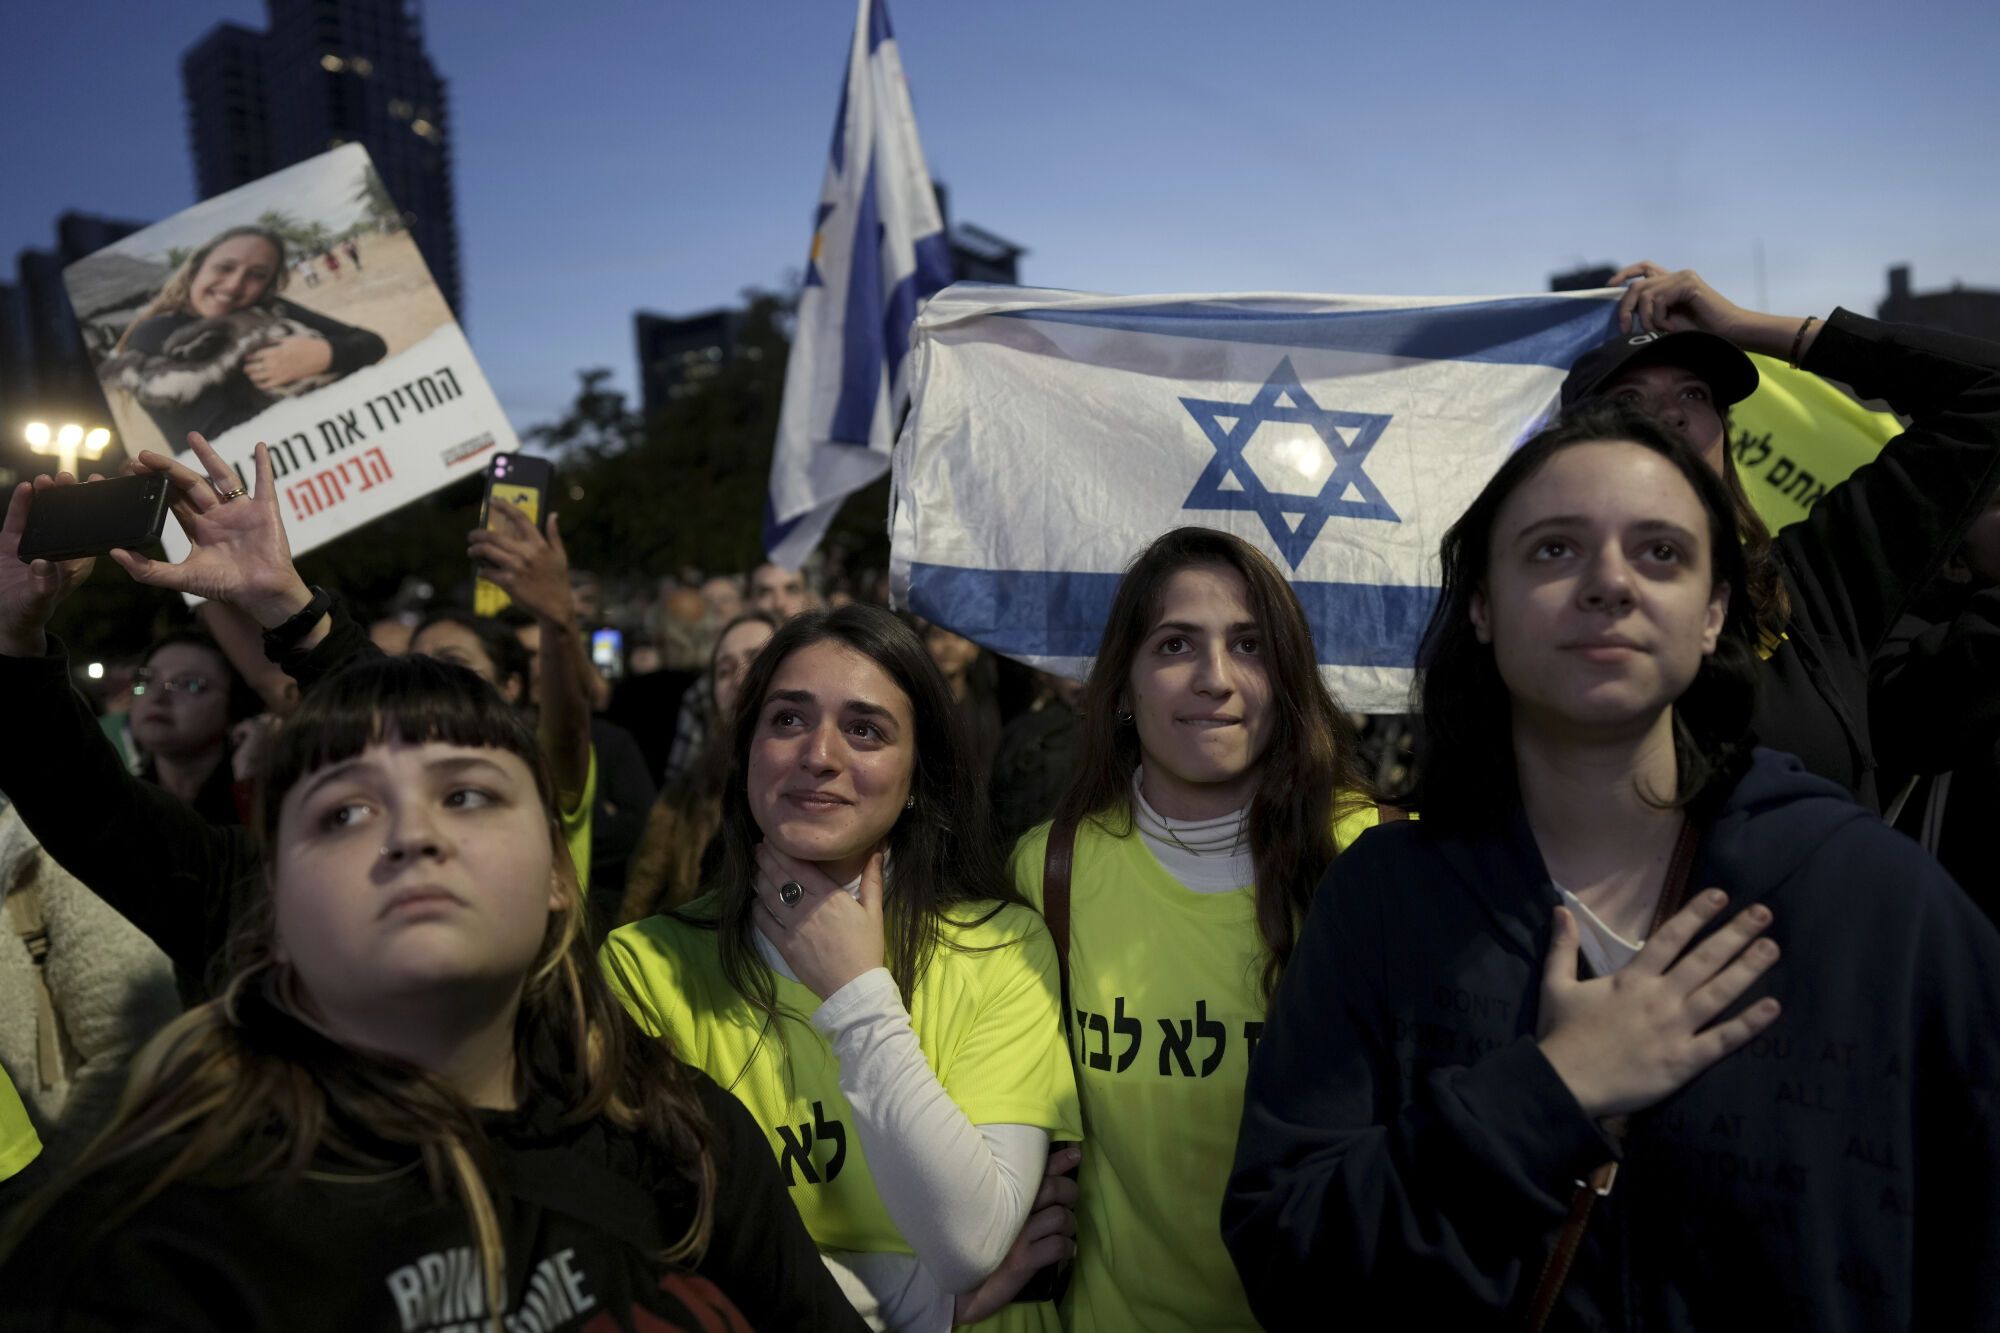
[131,669,212,697]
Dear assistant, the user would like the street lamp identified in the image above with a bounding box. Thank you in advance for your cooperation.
[24,421,112,477]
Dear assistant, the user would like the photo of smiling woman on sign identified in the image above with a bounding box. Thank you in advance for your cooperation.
[101,224,387,451]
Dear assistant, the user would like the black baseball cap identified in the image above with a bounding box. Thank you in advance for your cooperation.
[1560,329,1760,410]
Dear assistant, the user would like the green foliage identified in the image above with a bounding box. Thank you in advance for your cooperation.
[535,286,823,579]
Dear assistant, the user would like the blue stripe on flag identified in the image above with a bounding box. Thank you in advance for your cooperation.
[829,158,951,447]
[996,295,1616,370]
[829,153,887,444]
[867,0,894,52]
[886,231,955,382]
[905,563,1439,668]
[828,74,850,174]
[763,495,807,557]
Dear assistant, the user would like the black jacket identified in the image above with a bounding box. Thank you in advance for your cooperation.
[1872,581,2000,910]
[1759,310,2000,810]
[2,1071,865,1332]
[1224,749,2000,1332]
[122,298,387,448]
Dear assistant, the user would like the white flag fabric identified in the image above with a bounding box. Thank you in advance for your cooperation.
[890,285,1621,713]
[765,0,952,569]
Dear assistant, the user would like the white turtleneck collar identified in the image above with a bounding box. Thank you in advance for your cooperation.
[1131,768,1256,893]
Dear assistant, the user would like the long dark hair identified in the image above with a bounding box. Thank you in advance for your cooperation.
[1051,526,1375,1006]
[688,604,1022,1021]
[4,657,717,1317]
[1411,400,1762,830]
[618,611,783,923]
[1720,423,1794,634]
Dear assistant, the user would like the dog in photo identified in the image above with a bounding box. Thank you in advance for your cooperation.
[100,306,335,409]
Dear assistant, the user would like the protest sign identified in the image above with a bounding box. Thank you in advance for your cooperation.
[64,143,515,560]
[890,284,1619,714]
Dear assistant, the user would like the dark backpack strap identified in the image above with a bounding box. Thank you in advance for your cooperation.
[1042,817,1079,1039]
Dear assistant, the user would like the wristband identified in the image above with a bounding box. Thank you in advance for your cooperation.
[261,585,334,660]
[1788,315,1818,370]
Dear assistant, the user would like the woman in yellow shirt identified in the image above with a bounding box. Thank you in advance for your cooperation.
[1010,526,1377,1332]
[605,605,1081,1331]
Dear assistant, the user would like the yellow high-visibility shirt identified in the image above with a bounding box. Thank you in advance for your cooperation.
[603,897,1081,1333]
[1010,802,1379,1333]
[0,1062,42,1183]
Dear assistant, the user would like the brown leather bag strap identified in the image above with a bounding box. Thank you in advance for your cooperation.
[1526,815,1706,1329]
[1647,814,1706,936]
[1042,817,1079,1038]
[1524,1161,1618,1332]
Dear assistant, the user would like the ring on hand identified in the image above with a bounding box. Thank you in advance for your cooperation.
[215,486,249,503]
[778,881,805,908]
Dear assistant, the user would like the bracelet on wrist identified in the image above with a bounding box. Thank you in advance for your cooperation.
[1788,315,1818,369]
[261,585,334,660]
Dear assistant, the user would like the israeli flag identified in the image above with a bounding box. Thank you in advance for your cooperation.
[890,285,1621,713]
[766,0,953,569]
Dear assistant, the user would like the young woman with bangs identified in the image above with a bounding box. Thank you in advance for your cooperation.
[604,605,1082,1332]
[0,654,863,1331]
[1225,402,2000,1330]
[1007,525,1379,1332]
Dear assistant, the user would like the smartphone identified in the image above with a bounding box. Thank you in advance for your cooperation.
[17,473,171,563]
[472,452,555,617]
[590,627,624,680]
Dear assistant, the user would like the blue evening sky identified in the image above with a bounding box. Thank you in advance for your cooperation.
[4,0,1996,429]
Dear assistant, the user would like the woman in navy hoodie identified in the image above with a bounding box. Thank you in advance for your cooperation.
[1223,401,2000,1331]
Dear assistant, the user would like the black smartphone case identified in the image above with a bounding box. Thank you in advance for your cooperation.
[16,473,172,562]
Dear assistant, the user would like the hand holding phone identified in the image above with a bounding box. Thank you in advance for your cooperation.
[473,453,554,617]
[0,475,102,658]
[468,463,571,626]
[16,471,169,563]
[109,434,314,628]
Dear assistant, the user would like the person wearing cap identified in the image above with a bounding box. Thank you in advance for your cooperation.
[1562,263,2000,812]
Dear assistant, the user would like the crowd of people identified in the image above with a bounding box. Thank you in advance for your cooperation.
[0,265,1996,1331]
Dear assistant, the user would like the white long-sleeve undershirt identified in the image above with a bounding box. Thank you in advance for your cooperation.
[754,930,1046,1330]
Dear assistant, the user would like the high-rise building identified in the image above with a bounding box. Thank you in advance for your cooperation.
[1550,264,1617,293]
[0,213,149,482]
[181,0,462,315]
[634,308,753,416]
[1879,265,2000,343]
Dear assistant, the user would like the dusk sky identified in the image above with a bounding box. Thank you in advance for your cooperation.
[4,0,1996,431]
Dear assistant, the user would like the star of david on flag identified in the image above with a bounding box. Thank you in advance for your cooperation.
[890,284,1622,712]
[1180,356,1398,569]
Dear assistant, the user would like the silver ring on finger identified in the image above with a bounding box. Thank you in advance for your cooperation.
[778,881,805,908]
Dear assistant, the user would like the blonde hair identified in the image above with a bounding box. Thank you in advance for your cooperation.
[113,226,290,353]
